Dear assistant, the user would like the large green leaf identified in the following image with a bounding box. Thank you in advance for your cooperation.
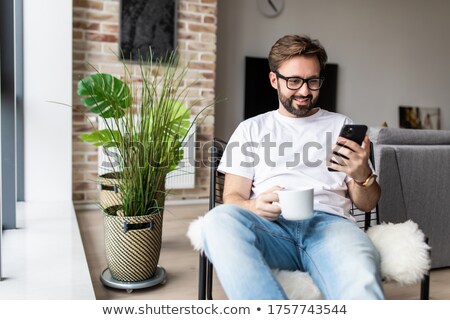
[167,148,184,172]
[77,74,131,119]
[157,100,191,170]
[79,129,120,147]
[165,99,191,139]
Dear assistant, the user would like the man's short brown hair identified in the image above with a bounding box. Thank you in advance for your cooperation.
[268,35,328,73]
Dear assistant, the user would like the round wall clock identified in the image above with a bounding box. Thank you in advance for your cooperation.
[257,0,285,18]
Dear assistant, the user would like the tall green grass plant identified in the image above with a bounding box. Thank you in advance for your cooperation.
[77,51,211,216]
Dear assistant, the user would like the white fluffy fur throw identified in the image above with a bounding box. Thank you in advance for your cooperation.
[187,217,430,299]
[366,220,431,285]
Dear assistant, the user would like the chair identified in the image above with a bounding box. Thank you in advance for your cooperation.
[195,137,430,300]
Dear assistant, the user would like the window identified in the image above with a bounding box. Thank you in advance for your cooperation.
[1,0,24,278]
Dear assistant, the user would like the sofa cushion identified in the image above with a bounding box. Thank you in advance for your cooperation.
[377,128,450,145]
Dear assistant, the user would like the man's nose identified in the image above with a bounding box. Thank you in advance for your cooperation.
[296,82,311,95]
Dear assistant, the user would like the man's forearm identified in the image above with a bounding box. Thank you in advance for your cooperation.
[349,181,381,212]
[223,193,255,212]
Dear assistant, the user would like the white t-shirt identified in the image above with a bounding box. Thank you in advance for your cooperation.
[218,108,355,219]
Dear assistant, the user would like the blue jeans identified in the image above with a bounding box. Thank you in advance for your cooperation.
[202,204,384,300]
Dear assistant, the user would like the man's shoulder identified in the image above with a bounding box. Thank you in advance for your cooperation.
[320,109,348,118]
[317,109,351,121]
[238,110,276,129]
[243,110,276,123]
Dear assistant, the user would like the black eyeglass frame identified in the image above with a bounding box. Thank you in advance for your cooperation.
[273,70,325,91]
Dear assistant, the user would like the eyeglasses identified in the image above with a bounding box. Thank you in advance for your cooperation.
[274,71,324,91]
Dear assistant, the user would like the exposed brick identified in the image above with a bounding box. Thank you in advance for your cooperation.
[86,52,118,62]
[200,52,215,61]
[87,154,98,162]
[103,2,119,13]
[177,31,200,41]
[98,64,126,75]
[73,9,86,19]
[187,41,216,52]
[73,173,85,182]
[101,42,120,55]
[188,23,217,34]
[73,154,85,163]
[84,172,100,181]
[179,12,203,23]
[73,40,102,52]
[74,0,104,11]
[185,3,216,15]
[85,191,101,201]
[73,163,99,172]
[101,23,119,33]
[73,52,86,61]
[86,32,118,43]
[203,15,216,24]
[179,51,201,62]
[86,12,117,22]
[73,31,84,40]
[72,193,85,201]
[201,33,216,43]
[189,61,215,71]
[73,143,98,153]
[73,21,100,31]
[74,182,98,191]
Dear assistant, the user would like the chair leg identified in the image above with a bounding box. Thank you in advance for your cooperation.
[198,253,207,300]
[420,237,430,300]
[206,259,214,300]
[420,273,430,300]
[198,252,214,300]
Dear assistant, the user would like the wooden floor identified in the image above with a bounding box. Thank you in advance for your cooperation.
[76,203,450,300]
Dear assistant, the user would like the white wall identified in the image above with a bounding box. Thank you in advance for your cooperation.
[23,0,72,201]
[216,0,450,140]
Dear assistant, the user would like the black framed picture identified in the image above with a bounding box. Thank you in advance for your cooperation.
[120,0,177,62]
[399,106,441,129]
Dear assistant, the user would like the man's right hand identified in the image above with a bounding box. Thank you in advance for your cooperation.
[222,173,284,221]
[249,186,284,221]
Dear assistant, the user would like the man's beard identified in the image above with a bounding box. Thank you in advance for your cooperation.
[278,89,318,117]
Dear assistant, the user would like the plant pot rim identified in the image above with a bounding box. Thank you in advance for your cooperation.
[103,205,163,217]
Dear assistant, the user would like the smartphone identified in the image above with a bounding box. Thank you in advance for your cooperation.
[338,124,368,145]
[328,124,368,171]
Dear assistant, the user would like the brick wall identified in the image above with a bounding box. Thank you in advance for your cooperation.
[72,0,217,207]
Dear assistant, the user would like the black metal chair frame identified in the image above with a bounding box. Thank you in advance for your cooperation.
[198,137,430,300]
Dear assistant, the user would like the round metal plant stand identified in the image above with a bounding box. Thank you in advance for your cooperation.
[100,266,167,293]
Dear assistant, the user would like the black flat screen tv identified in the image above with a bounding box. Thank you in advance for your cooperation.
[244,57,338,119]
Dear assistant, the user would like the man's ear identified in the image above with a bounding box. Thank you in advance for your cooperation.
[269,71,278,90]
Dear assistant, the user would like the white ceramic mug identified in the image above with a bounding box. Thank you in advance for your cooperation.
[274,188,314,220]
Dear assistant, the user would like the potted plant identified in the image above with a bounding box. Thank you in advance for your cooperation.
[77,51,211,285]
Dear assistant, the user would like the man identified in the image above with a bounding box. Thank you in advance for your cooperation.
[202,35,384,299]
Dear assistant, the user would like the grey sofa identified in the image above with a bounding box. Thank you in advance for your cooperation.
[373,127,450,268]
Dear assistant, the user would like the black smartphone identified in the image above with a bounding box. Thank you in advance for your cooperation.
[328,124,368,171]
[338,124,368,145]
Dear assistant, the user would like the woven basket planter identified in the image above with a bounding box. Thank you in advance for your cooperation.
[103,208,163,282]
[99,173,121,208]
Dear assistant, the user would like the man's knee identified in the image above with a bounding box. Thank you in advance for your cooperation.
[203,204,251,235]
[202,204,255,258]
[205,203,244,223]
